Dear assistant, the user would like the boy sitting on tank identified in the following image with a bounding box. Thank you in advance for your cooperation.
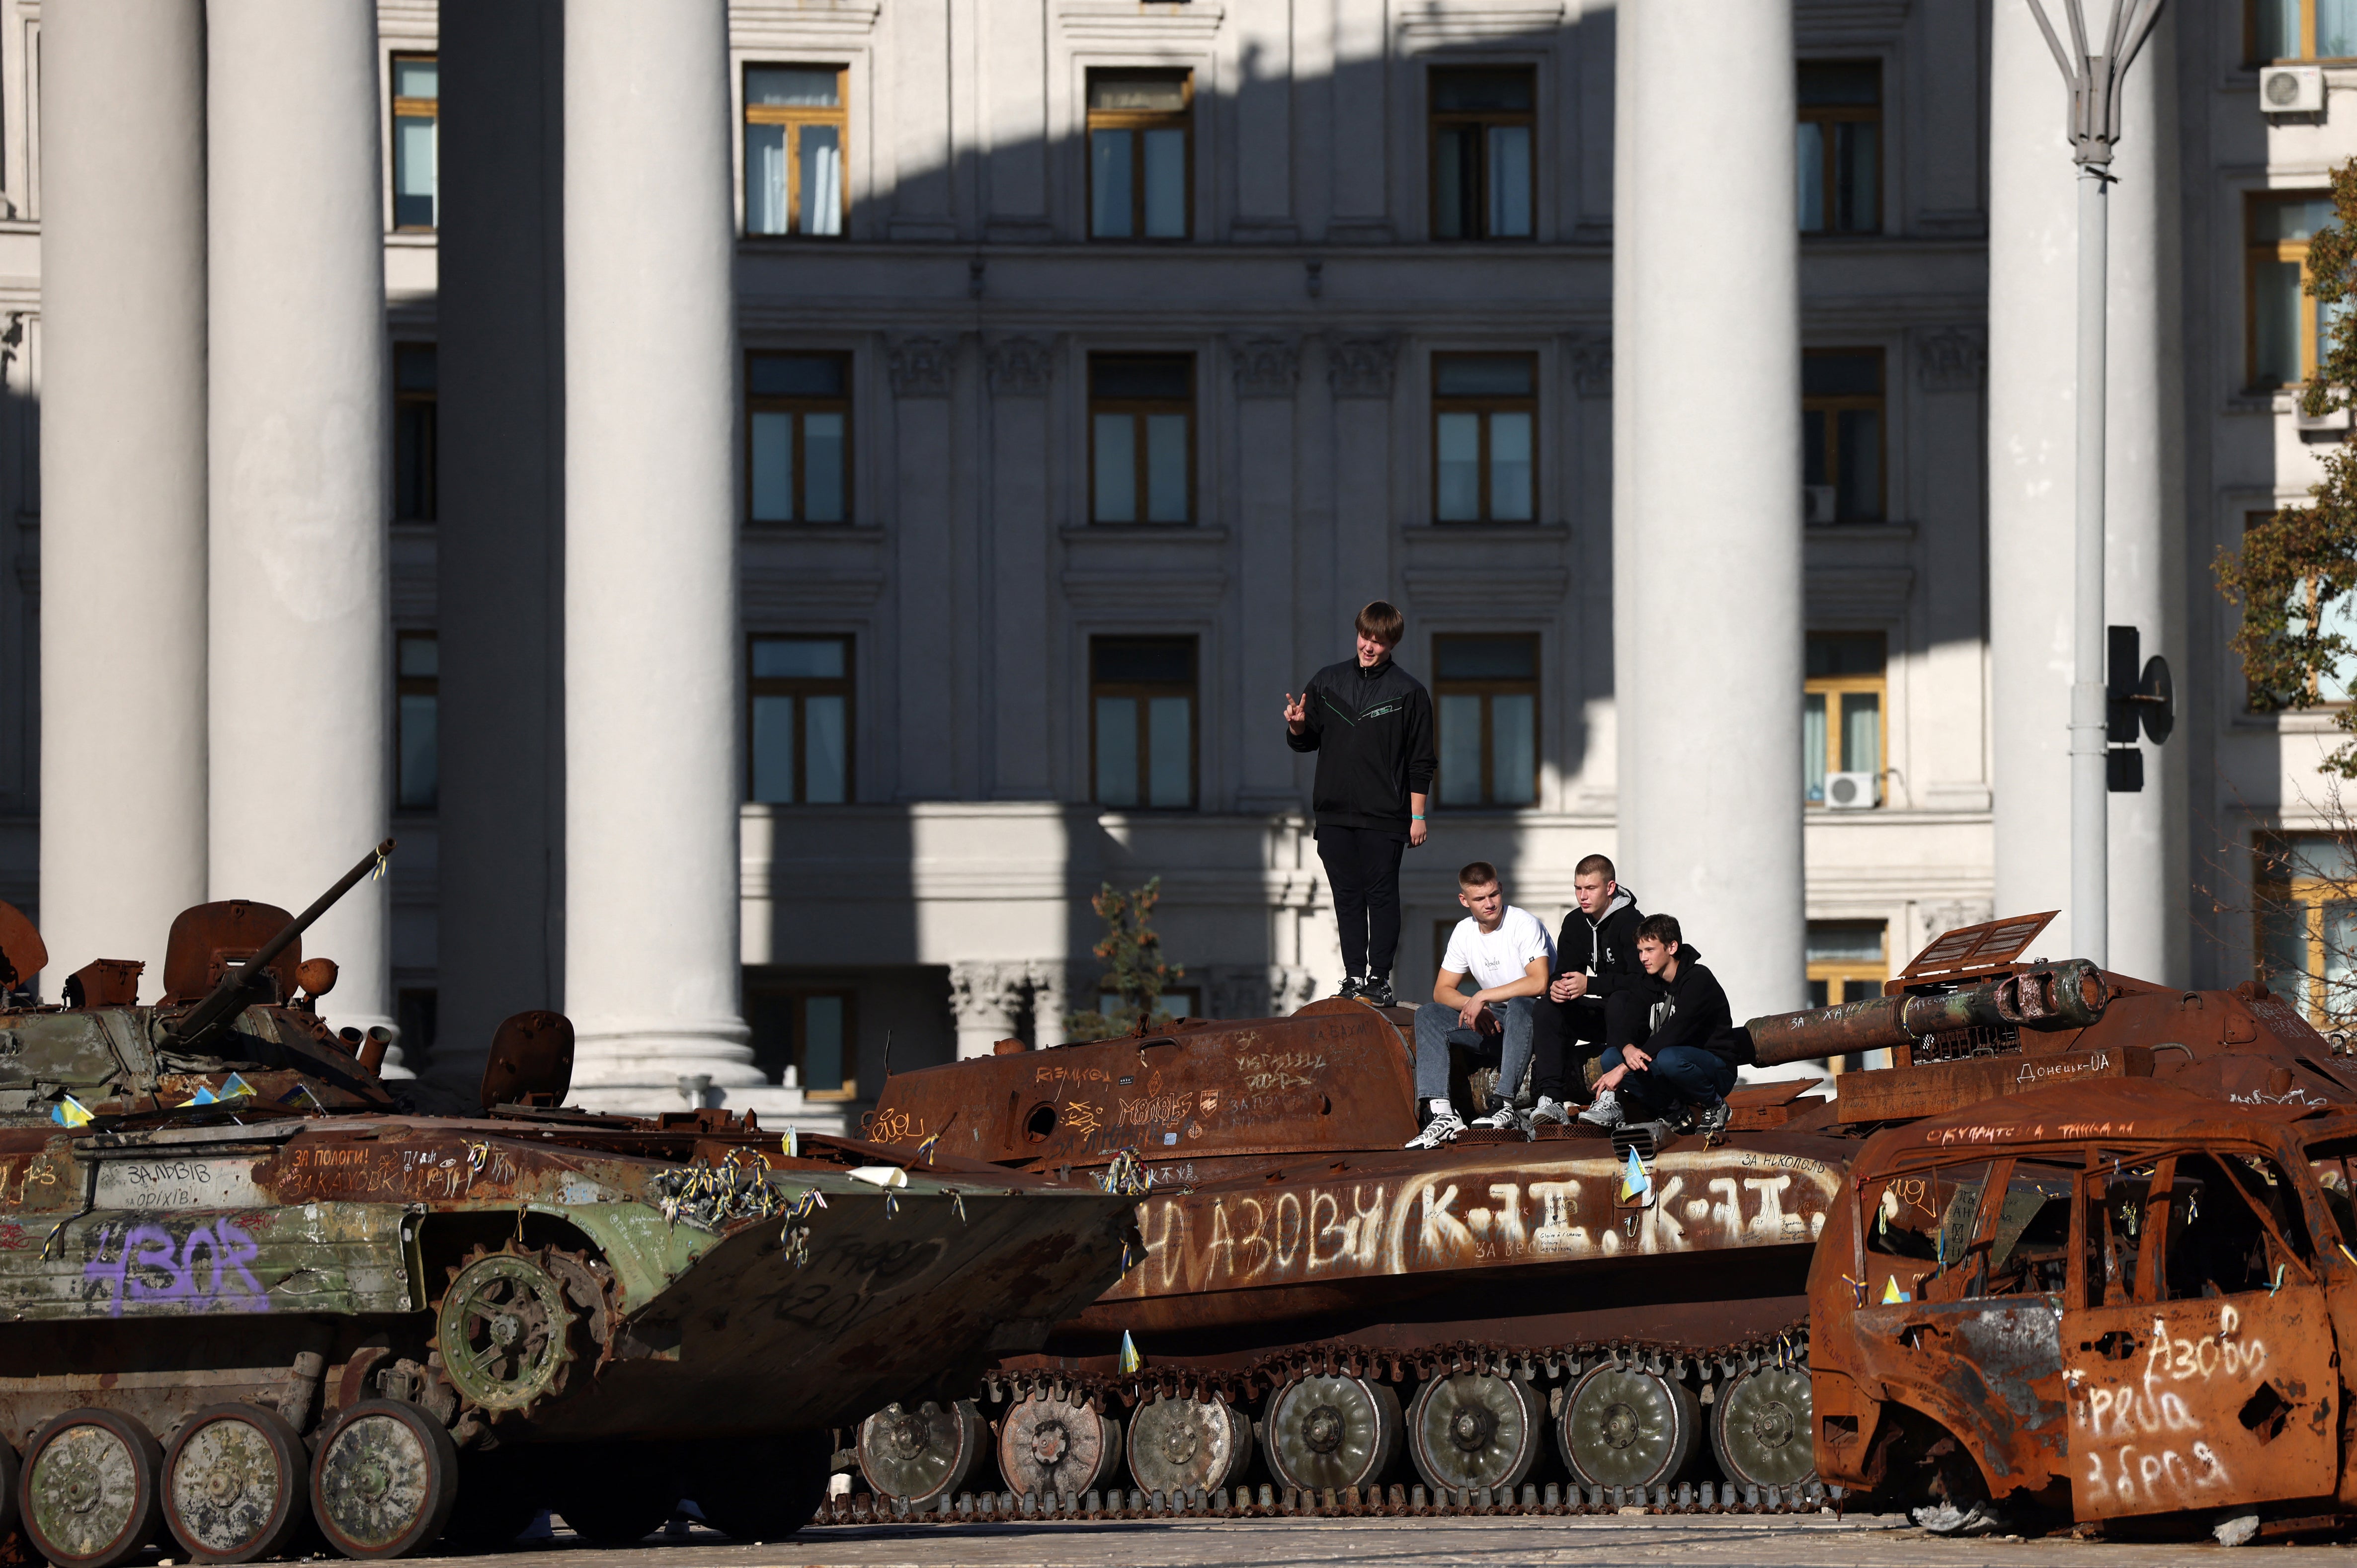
[1524,853,1647,1126]
[1405,861,1553,1149]
[1576,913,1754,1139]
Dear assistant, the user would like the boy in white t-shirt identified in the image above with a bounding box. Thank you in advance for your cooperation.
[1404,861,1555,1149]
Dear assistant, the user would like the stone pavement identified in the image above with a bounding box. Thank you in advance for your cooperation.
[409,1512,2355,1568]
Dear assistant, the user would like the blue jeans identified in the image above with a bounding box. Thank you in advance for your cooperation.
[1599,1043,1736,1117]
[1413,997,1538,1106]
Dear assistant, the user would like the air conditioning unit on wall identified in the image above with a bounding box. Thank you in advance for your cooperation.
[1824,771,1880,810]
[2261,64,2324,115]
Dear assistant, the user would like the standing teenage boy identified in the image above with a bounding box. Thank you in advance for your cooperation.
[1405,862,1554,1149]
[1284,600,1436,1005]
[1525,854,1646,1125]
[1577,913,1755,1138]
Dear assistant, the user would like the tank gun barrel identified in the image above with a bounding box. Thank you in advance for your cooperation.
[165,840,395,1050]
[1743,958,2106,1069]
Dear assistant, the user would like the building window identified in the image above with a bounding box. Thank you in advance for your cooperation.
[396,632,437,812]
[2249,194,2341,388]
[1797,61,1879,235]
[1802,349,1884,524]
[1430,66,1536,241]
[1806,921,1887,1006]
[749,635,853,804]
[391,55,438,230]
[745,65,847,237]
[747,352,850,524]
[394,343,436,523]
[1091,636,1196,809]
[1804,631,1885,805]
[746,984,858,1098]
[2254,0,2357,61]
[1433,633,1539,807]
[1100,986,1200,1020]
[1088,70,1192,240]
[1089,355,1193,524]
[2242,510,2357,709]
[2255,833,2357,1025]
[1433,353,1536,523]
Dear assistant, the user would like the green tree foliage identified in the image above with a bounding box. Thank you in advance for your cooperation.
[2218,159,2357,774]
[1062,878,1187,1043]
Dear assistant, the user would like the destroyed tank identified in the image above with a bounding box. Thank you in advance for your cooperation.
[0,844,1138,1566]
[831,911,2357,1531]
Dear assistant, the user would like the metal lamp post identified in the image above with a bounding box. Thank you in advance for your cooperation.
[2025,0,2165,969]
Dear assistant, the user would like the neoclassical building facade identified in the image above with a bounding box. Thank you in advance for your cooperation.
[2,0,2347,1127]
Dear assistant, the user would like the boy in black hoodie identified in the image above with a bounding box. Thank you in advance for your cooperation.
[1576,913,1754,1138]
[1284,601,1437,1006]
[1523,854,1646,1125]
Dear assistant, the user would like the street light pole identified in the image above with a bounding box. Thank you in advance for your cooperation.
[2026,0,2165,969]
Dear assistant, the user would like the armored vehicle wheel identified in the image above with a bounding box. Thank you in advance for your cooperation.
[1556,1363,1698,1491]
[0,1434,19,1540]
[1709,1364,1815,1492]
[1406,1373,1543,1495]
[307,1399,459,1559]
[1125,1396,1254,1496]
[996,1393,1122,1500]
[19,1409,164,1568]
[162,1405,308,1564]
[437,1246,578,1414]
[1263,1375,1403,1494]
[856,1400,987,1505]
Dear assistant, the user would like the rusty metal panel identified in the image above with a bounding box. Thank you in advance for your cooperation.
[1837,1047,2152,1126]
[0,1201,418,1321]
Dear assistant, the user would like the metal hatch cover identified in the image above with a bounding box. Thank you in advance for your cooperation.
[1896,911,2059,986]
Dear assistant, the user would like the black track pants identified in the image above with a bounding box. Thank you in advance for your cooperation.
[1315,825,1407,982]
[1531,988,1646,1102]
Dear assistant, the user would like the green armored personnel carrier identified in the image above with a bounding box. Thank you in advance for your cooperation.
[0,846,1137,1565]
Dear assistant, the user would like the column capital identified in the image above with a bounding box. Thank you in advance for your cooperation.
[888,334,958,398]
[1913,324,1988,392]
[984,334,1056,397]
[1231,334,1301,399]
[1563,333,1613,398]
[1325,333,1400,399]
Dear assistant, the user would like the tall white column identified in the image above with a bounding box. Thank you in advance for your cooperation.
[564,0,760,1107]
[207,0,393,1046]
[1611,0,1804,1016]
[38,0,209,995]
[1989,4,2185,980]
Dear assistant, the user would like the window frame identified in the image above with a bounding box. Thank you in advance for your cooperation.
[742,63,851,239]
[1431,351,1540,525]
[1426,65,1538,242]
[2247,191,2335,389]
[745,350,853,526]
[1085,69,1196,242]
[1431,632,1542,808]
[2241,509,2356,711]
[393,342,437,524]
[1087,353,1197,526]
[1805,921,1888,1007]
[2249,0,2357,63]
[390,52,439,232]
[747,985,860,1100]
[1802,347,1887,524]
[746,634,856,805]
[1804,630,1888,807]
[1088,634,1200,811]
[395,629,438,814]
[2254,832,2357,1027]
[1796,60,1881,237]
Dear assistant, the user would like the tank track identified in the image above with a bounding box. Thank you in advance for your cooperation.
[822,1325,1822,1526]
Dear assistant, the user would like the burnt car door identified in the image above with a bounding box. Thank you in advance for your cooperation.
[2062,1147,2338,1520]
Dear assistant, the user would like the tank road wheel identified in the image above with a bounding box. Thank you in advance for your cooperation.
[1406,1373,1544,1495]
[162,1405,309,1564]
[1709,1364,1816,1492]
[436,1246,579,1415]
[307,1399,459,1560]
[856,1400,988,1507]
[1263,1375,1404,1494]
[995,1393,1124,1501]
[19,1410,164,1568]
[1556,1363,1699,1491]
[1125,1396,1255,1497]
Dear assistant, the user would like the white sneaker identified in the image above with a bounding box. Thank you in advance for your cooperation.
[1577,1089,1625,1129]
[1529,1096,1571,1127]
[1470,1103,1525,1132]
[1405,1108,1468,1149]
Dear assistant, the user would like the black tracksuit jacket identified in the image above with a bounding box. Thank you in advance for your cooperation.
[1630,945,1758,1069]
[1285,656,1438,834]
[1552,886,1645,999]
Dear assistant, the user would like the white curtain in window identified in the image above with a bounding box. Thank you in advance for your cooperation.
[1147,696,1192,806]
[1489,411,1534,520]
[1795,122,1825,233]
[1438,693,1483,804]
[1436,412,1481,521]
[2321,0,2357,56]
[803,411,846,522]
[1094,414,1137,522]
[800,126,843,236]
[2318,578,2357,703]
[2257,258,2305,386]
[1145,413,1189,522]
[1486,125,1532,237]
[750,411,794,521]
[1143,128,1187,237]
[1802,693,1828,802]
[803,694,847,802]
[747,124,788,235]
[1092,130,1134,237]
[2325,901,2357,1021]
[1096,697,1139,805]
[1490,693,1536,805]
[1841,693,1879,781]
